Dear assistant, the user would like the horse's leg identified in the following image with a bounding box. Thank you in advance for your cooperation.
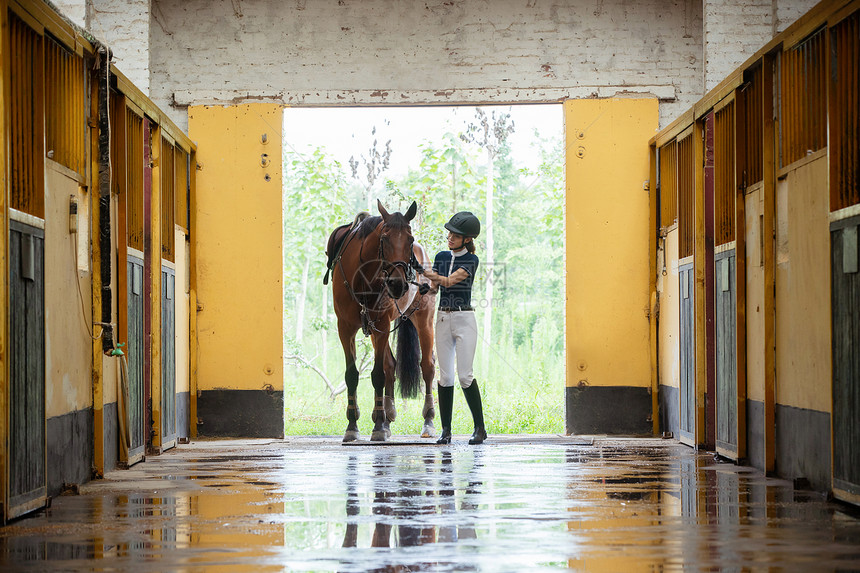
[370,327,392,441]
[371,454,393,546]
[338,321,361,443]
[342,455,359,547]
[416,308,437,438]
[383,343,397,439]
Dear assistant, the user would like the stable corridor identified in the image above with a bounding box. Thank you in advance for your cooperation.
[1,437,858,571]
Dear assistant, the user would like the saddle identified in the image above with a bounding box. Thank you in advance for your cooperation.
[323,211,370,285]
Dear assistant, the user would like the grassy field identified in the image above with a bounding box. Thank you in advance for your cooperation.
[283,367,565,437]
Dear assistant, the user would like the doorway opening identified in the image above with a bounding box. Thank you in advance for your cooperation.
[282,104,564,437]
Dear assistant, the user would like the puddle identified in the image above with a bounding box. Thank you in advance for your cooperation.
[1,439,859,571]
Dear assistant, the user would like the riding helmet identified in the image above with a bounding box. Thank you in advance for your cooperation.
[445,211,481,238]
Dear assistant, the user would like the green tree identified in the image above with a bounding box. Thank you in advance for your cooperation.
[460,108,515,377]
[349,125,393,212]
[398,133,483,250]
[283,147,351,351]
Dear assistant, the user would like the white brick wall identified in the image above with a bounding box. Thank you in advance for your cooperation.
[148,0,704,130]
[78,0,821,132]
[704,0,772,92]
[87,0,151,95]
[774,0,819,33]
[52,0,86,28]
[702,0,819,93]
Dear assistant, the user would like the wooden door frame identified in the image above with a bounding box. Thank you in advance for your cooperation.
[0,0,11,524]
[148,122,163,454]
[142,117,153,453]
[713,92,747,461]
[731,91,748,462]
[702,111,717,451]
[693,116,709,449]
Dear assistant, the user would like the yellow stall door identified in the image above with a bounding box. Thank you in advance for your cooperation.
[188,104,284,438]
[564,98,658,435]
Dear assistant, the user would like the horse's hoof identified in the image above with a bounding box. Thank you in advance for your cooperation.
[343,431,360,443]
[421,423,436,438]
[371,430,388,441]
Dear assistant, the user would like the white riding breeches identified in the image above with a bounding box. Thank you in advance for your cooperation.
[436,310,478,389]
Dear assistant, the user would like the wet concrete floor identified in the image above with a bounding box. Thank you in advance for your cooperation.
[1,435,859,572]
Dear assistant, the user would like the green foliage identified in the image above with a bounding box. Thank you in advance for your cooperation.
[284,373,564,436]
[397,133,485,249]
[283,111,565,436]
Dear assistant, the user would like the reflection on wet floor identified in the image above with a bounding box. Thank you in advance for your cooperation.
[1,437,859,571]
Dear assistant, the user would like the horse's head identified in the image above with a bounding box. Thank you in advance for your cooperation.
[377,199,417,299]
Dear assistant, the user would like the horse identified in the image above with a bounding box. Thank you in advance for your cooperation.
[326,200,437,442]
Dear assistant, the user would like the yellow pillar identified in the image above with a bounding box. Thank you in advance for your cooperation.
[188,104,284,438]
[564,98,658,435]
[189,149,199,438]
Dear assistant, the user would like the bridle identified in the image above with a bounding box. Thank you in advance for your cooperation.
[336,220,421,335]
[378,230,416,295]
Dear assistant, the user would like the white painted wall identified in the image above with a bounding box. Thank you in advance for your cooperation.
[774,0,819,33]
[80,0,821,131]
[53,0,87,27]
[703,0,772,92]
[702,0,821,93]
[44,161,93,418]
[87,0,151,95]
[149,0,704,130]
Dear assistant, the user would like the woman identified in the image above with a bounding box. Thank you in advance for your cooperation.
[421,211,486,445]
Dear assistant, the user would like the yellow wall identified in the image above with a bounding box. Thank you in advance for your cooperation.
[564,98,657,389]
[658,228,680,389]
[175,229,190,394]
[44,161,93,417]
[188,104,284,392]
[775,153,831,413]
[744,184,766,403]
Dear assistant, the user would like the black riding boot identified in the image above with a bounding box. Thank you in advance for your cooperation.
[436,385,454,444]
[462,380,487,445]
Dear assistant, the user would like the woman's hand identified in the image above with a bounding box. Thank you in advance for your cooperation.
[423,268,468,288]
[423,269,442,285]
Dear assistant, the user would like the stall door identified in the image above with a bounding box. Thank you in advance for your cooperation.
[676,129,697,446]
[161,267,177,449]
[829,9,860,506]
[715,251,738,456]
[679,262,696,444]
[714,99,740,459]
[126,253,146,465]
[832,218,860,502]
[8,219,46,519]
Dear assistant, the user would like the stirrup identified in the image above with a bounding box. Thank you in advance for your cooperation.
[468,428,487,445]
[436,429,452,445]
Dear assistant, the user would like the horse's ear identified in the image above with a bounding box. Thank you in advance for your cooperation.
[378,199,390,221]
[404,201,417,222]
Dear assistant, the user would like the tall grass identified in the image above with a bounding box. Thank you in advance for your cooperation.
[284,336,565,437]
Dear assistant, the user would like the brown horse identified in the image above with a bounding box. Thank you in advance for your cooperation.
[327,200,436,442]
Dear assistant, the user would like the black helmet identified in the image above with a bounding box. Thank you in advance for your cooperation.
[445,211,481,237]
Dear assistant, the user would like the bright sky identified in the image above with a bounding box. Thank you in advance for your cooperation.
[282,104,563,179]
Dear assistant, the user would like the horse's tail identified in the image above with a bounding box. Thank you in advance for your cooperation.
[395,318,421,400]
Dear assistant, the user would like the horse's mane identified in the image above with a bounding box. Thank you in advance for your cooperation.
[355,213,411,239]
[355,216,382,238]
